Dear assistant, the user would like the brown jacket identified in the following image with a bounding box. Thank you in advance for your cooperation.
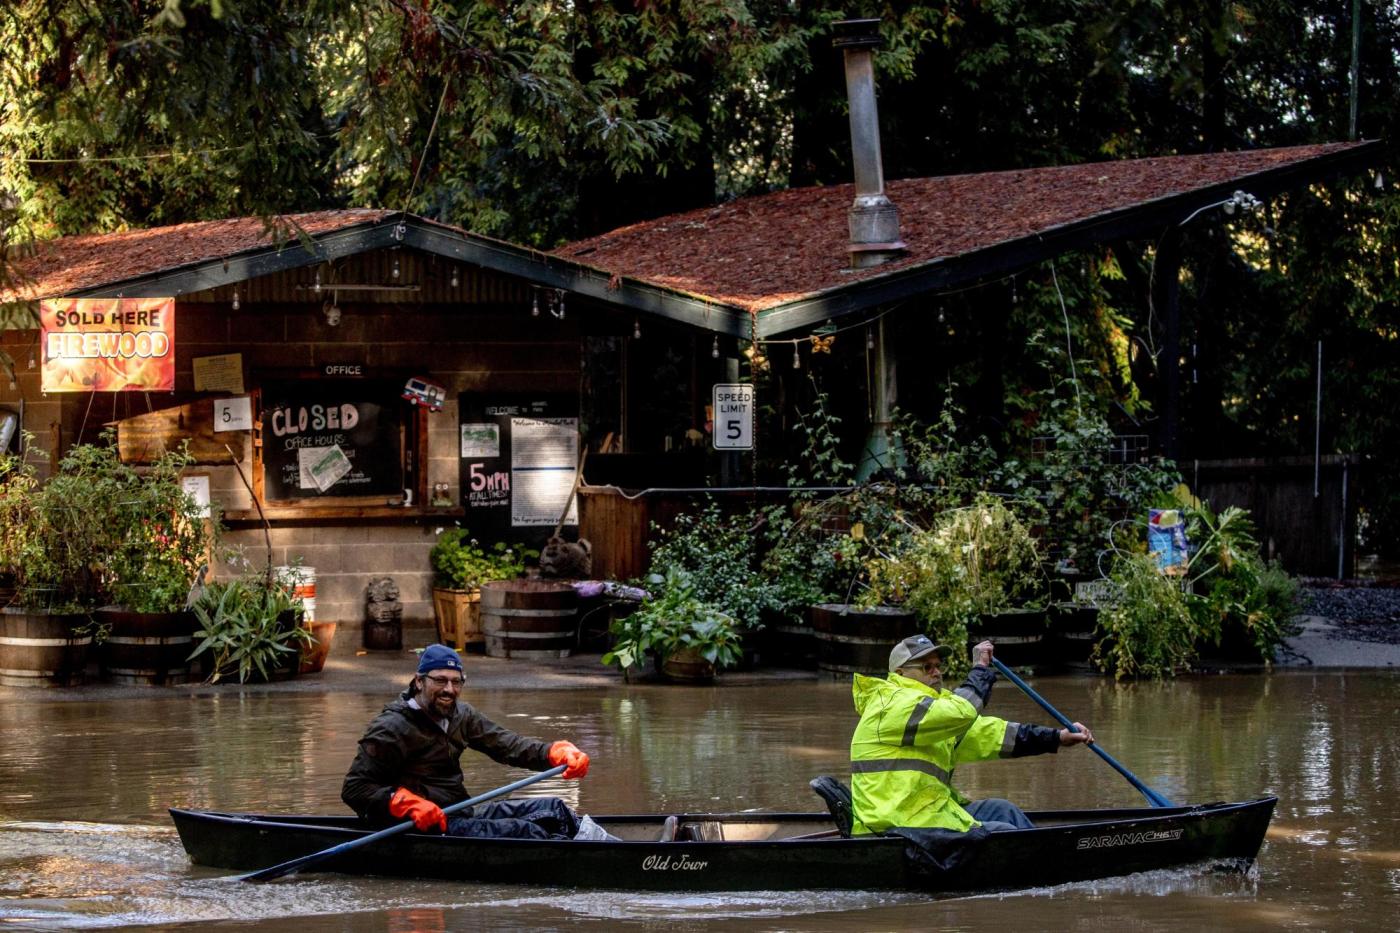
[341,681,551,824]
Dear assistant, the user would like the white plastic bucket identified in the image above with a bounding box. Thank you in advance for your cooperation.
[275,565,317,622]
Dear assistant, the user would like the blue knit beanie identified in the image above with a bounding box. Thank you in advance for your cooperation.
[416,644,464,676]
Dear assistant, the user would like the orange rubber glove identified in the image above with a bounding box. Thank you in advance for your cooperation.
[548,740,590,779]
[388,787,447,833]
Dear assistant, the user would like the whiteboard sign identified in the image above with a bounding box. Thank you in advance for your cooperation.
[181,474,211,519]
[214,396,253,432]
[712,384,753,450]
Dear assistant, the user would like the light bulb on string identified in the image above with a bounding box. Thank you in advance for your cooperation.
[712,336,720,359]
[866,328,874,351]
[232,288,240,311]
[633,319,641,339]
[792,342,801,369]
[450,266,459,288]
[314,268,322,293]
[532,291,540,317]
[391,255,400,280]
[937,308,945,324]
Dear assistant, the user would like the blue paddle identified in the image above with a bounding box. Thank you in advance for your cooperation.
[990,657,1175,808]
[239,764,568,882]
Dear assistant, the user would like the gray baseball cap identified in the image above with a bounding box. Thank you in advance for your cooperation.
[888,634,952,672]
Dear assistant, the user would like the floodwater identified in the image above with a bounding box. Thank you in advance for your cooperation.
[1,672,1397,931]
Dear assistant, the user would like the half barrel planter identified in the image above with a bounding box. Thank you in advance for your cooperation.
[0,607,92,687]
[810,604,917,678]
[480,580,579,659]
[657,645,716,683]
[95,607,200,685]
[969,607,1050,668]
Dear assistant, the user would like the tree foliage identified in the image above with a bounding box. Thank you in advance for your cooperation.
[2,0,1397,550]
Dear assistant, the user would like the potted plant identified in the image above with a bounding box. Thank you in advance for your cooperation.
[429,527,534,650]
[861,495,1044,675]
[645,502,777,667]
[188,556,311,684]
[602,568,743,682]
[0,438,126,686]
[97,442,220,685]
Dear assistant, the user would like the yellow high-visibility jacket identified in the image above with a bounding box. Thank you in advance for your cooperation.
[850,668,1058,834]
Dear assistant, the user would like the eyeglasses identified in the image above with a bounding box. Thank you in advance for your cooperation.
[423,674,464,688]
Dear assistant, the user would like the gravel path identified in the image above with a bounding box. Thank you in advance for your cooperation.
[1299,582,1400,646]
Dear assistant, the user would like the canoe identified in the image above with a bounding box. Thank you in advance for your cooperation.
[169,796,1276,893]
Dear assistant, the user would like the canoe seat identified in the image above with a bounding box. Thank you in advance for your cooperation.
[659,815,679,842]
[809,775,854,838]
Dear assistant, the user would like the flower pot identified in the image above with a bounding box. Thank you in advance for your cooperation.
[298,621,338,675]
[659,645,716,683]
[95,607,199,685]
[0,606,92,687]
[810,603,917,677]
[431,587,482,650]
[480,580,578,659]
[970,607,1050,667]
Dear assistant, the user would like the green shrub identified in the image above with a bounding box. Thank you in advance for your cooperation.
[602,568,742,676]
[1092,552,1199,680]
[430,527,532,590]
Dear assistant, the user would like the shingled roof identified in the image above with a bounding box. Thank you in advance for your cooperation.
[5,209,393,302]
[555,141,1378,333]
[2,141,1378,339]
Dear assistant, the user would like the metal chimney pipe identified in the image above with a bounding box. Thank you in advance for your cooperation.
[834,19,906,269]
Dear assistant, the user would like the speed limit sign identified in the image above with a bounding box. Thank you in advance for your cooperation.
[712,383,753,450]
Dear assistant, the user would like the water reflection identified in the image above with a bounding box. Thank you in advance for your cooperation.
[0,672,1397,930]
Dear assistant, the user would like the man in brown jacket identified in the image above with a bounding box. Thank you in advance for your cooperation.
[342,644,592,839]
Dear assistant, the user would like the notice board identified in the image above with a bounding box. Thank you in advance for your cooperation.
[458,393,579,542]
[260,380,405,501]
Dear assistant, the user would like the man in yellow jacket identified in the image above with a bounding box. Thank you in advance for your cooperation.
[851,634,1094,835]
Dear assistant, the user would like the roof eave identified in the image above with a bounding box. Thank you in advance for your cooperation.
[59,215,755,338]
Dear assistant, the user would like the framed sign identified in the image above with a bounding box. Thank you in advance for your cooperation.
[458,393,580,543]
[40,297,175,392]
[258,380,408,501]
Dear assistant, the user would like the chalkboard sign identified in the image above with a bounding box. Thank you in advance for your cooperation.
[261,380,405,500]
[458,393,579,543]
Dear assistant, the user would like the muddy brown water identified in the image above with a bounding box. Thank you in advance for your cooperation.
[1,672,1397,931]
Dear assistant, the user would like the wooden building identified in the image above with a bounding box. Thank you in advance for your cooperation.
[0,140,1378,634]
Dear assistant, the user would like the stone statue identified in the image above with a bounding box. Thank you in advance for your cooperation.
[364,576,403,650]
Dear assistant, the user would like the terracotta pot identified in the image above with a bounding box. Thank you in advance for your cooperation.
[298,621,338,675]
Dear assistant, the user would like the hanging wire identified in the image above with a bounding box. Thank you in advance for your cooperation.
[1049,258,1083,415]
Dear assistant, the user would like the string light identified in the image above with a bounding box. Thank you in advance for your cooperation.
[712,336,720,359]
[391,255,401,280]
[450,266,459,288]
[633,319,641,339]
[313,268,322,293]
[866,327,875,350]
[231,288,240,311]
[554,292,565,320]
[532,290,541,317]
[937,308,945,324]
[792,342,801,369]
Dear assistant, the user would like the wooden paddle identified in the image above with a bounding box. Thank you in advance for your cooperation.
[990,657,1176,808]
[239,764,568,882]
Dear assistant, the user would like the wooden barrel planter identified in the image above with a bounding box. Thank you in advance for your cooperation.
[658,646,716,683]
[969,608,1050,668]
[480,580,578,659]
[1048,604,1099,666]
[810,604,917,677]
[95,607,199,685]
[0,606,92,687]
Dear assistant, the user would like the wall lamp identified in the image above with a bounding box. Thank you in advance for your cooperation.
[1179,189,1262,227]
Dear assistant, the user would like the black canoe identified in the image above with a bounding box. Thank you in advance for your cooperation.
[169,797,1275,894]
